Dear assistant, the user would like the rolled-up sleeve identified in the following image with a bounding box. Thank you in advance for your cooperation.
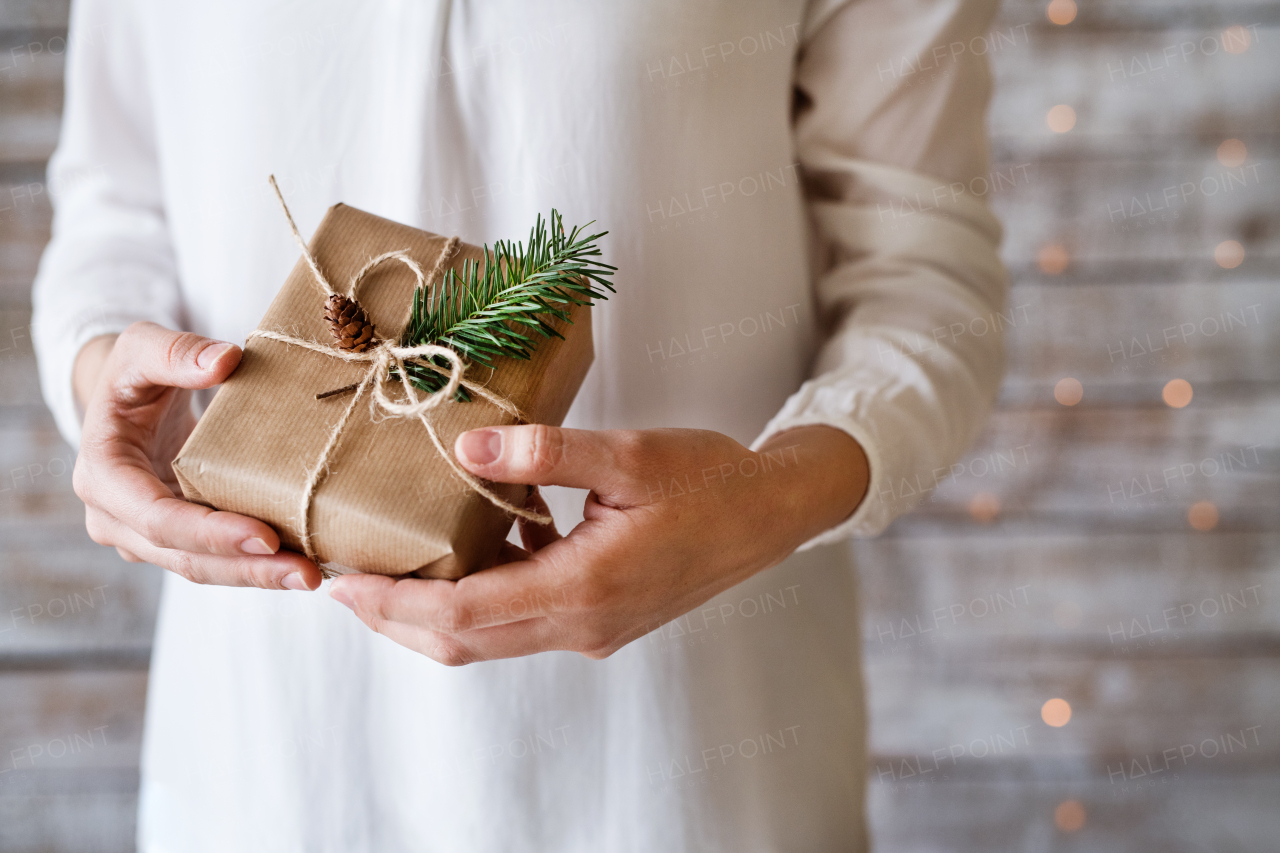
[752,0,1009,544]
[32,0,183,448]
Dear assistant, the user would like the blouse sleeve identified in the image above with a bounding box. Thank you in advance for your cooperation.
[752,0,1009,543]
[31,0,184,448]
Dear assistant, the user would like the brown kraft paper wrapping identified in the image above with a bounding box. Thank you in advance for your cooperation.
[172,203,593,580]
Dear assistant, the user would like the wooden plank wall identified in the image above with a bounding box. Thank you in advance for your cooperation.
[2,2,156,850]
[859,0,1280,850]
[0,1,1277,851]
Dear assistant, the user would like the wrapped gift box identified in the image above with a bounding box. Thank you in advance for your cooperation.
[173,203,594,579]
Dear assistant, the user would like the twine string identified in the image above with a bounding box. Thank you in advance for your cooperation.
[269,175,334,298]
[254,176,552,562]
[251,331,521,419]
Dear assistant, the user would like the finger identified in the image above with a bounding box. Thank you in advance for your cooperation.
[77,456,287,557]
[101,321,241,406]
[496,540,532,564]
[330,549,576,634]
[98,512,321,590]
[358,615,567,665]
[453,424,645,499]
[518,487,562,552]
[74,323,270,557]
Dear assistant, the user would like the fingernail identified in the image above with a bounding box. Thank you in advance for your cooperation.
[282,572,311,591]
[457,429,502,466]
[196,342,234,369]
[240,537,275,555]
[330,584,355,610]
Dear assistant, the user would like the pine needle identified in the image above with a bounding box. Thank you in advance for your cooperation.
[398,210,615,399]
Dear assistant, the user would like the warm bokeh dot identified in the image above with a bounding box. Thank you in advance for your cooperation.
[1054,601,1083,629]
[1217,138,1247,168]
[1163,378,1193,408]
[1189,501,1219,532]
[968,492,1001,524]
[1038,243,1070,275]
[1055,800,1087,832]
[1046,0,1077,26]
[1047,104,1077,133]
[1042,698,1072,727]
[1054,377,1083,406]
[1215,240,1244,269]
[1222,25,1252,54]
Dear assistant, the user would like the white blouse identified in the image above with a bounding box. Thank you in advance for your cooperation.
[33,1,1006,850]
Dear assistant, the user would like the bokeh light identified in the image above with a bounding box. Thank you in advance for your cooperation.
[1055,800,1087,832]
[968,492,1001,524]
[1217,138,1247,168]
[1222,25,1252,54]
[1189,501,1219,532]
[1047,105,1077,133]
[1215,240,1244,269]
[1054,378,1083,406]
[1163,379,1193,408]
[1046,0,1077,26]
[1053,601,1083,629]
[1038,243,1070,275]
[1042,698,1072,727]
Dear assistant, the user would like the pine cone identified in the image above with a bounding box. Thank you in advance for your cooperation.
[323,293,378,352]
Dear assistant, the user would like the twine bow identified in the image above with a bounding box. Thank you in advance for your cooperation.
[250,176,552,564]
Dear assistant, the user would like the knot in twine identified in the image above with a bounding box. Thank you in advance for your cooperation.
[249,176,551,564]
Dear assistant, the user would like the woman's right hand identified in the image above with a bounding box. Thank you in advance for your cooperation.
[72,321,322,590]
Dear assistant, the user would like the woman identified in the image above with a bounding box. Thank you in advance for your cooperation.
[34,0,1006,850]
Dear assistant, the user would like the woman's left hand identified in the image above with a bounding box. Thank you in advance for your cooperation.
[328,423,868,666]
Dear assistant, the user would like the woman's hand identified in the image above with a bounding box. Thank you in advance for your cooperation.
[328,423,868,665]
[72,322,323,590]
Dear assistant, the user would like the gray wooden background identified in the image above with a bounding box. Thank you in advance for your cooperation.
[1,0,1277,850]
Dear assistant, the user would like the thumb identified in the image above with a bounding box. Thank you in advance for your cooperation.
[454,424,638,498]
[106,321,242,399]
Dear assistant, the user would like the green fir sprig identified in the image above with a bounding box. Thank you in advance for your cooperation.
[398,210,615,400]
